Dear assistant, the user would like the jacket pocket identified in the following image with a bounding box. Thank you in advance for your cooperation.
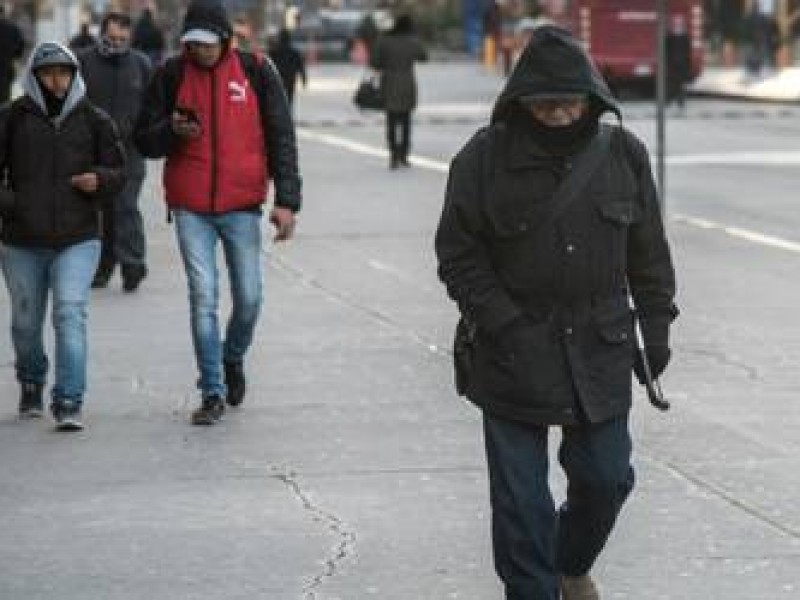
[595,197,641,273]
[586,303,635,404]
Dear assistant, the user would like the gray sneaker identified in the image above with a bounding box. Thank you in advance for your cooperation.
[561,574,600,600]
[51,400,84,432]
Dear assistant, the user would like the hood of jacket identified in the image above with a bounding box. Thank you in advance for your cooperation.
[181,0,232,43]
[23,41,86,125]
[491,25,619,125]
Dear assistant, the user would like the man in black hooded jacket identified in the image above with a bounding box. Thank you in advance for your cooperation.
[435,26,677,600]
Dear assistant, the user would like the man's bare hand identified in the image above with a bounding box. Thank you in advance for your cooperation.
[70,172,99,194]
[269,206,296,242]
[171,112,202,138]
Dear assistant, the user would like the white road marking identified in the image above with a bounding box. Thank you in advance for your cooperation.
[298,128,800,254]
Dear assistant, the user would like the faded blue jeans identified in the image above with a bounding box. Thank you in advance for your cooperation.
[173,210,263,399]
[0,240,100,404]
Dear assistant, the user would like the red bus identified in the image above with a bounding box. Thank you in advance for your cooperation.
[539,0,704,84]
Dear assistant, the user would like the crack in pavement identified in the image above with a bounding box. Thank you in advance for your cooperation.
[657,459,800,540]
[681,346,761,381]
[268,252,449,359]
[271,467,356,599]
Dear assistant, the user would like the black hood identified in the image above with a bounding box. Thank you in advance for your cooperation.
[181,0,232,42]
[491,25,619,124]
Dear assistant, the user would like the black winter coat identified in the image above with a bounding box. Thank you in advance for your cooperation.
[435,27,677,425]
[0,97,126,248]
[78,47,152,175]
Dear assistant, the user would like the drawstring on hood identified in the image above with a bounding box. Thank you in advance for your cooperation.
[23,42,86,125]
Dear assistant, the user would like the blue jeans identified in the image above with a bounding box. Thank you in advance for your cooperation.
[0,240,100,403]
[173,210,263,399]
[483,413,635,600]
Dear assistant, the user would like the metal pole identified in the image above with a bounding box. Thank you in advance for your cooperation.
[655,0,667,215]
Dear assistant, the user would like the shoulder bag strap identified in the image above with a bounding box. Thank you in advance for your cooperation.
[536,123,613,231]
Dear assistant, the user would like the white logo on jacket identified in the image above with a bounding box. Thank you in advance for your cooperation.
[229,81,247,102]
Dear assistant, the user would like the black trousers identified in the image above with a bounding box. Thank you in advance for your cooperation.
[98,169,147,273]
[483,412,635,600]
[385,111,411,161]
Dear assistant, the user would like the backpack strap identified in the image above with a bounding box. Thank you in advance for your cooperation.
[236,49,269,125]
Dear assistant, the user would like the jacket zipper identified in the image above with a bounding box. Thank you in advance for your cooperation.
[210,69,218,211]
[52,122,59,235]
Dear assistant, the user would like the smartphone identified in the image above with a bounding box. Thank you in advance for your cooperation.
[175,106,200,123]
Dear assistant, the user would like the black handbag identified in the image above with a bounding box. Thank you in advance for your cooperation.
[353,75,384,111]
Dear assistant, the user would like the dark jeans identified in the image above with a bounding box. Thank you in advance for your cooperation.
[483,412,635,600]
[385,111,411,162]
[98,168,147,273]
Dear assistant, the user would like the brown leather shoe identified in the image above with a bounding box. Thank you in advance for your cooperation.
[561,574,600,600]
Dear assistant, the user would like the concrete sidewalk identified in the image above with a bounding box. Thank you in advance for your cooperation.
[690,66,800,102]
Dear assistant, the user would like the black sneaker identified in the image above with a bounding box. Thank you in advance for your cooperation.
[51,400,84,432]
[191,395,225,425]
[18,382,44,418]
[224,361,246,407]
[121,264,148,293]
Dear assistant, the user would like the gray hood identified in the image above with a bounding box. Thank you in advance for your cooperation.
[23,42,86,125]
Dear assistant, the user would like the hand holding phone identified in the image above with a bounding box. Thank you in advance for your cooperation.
[171,107,202,138]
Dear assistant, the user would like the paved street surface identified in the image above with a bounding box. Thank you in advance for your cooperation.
[1,61,799,599]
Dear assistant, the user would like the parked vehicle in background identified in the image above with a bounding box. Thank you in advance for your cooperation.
[292,8,392,62]
[538,0,704,85]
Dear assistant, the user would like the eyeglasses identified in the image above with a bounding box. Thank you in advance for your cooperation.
[521,97,587,112]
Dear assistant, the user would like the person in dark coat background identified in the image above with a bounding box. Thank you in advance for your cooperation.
[268,29,307,107]
[665,14,692,110]
[79,12,153,291]
[69,23,97,53]
[435,26,677,600]
[370,14,427,169]
[132,8,166,66]
[0,6,25,103]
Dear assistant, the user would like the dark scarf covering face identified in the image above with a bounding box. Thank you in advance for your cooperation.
[527,109,599,156]
[36,75,71,118]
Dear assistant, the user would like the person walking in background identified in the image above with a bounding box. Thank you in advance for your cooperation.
[132,8,166,66]
[69,22,97,53]
[0,6,25,103]
[0,42,126,430]
[134,0,302,426]
[665,14,692,111]
[268,29,306,108]
[79,12,152,292]
[370,14,427,169]
[435,26,677,600]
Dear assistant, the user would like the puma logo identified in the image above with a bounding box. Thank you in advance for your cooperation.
[229,81,247,102]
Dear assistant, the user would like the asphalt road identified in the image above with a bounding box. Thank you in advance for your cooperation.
[0,61,798,599]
